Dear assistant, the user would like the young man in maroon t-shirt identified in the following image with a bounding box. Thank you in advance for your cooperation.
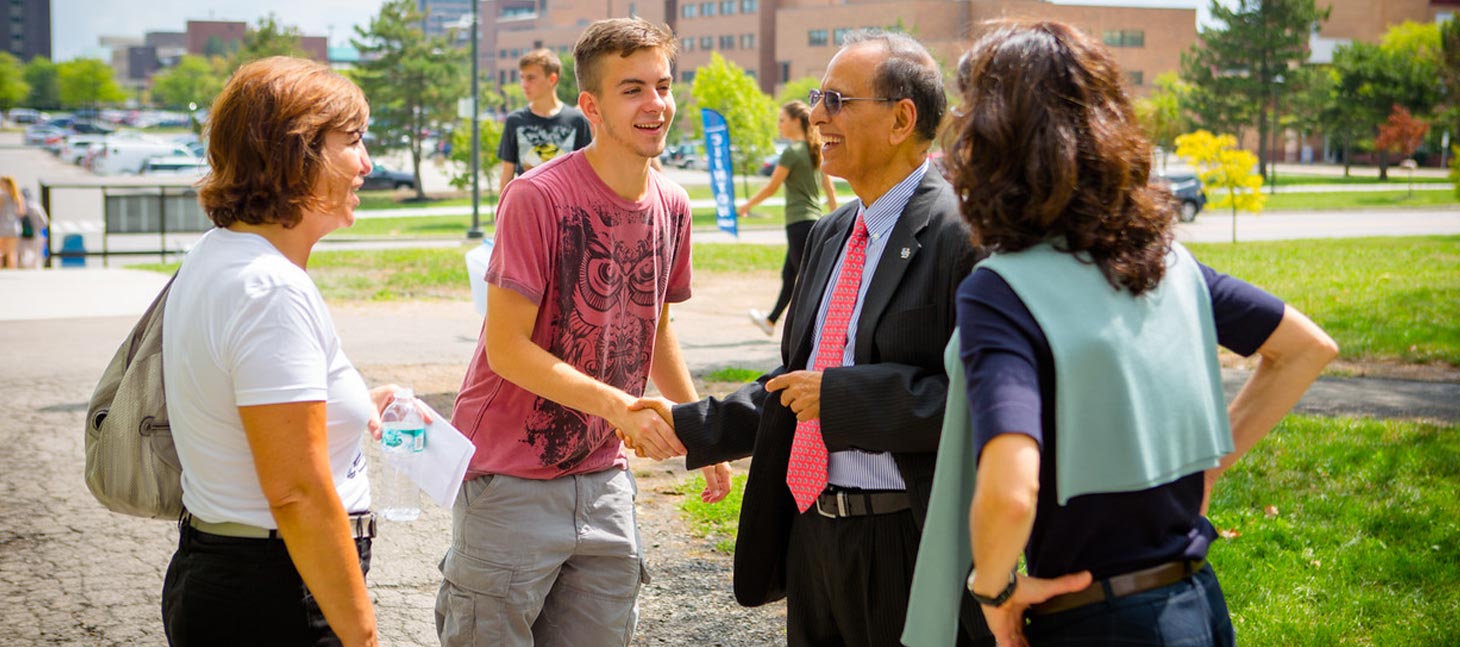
[437,18,731,647]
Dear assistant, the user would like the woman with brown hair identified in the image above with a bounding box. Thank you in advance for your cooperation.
[941,20,1337,647]
[743,100,838,335]
[160,56,401,647]
[0,176,25,269]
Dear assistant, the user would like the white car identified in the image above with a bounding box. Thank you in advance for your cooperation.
[91,139,199,176]
[140,156,210,177]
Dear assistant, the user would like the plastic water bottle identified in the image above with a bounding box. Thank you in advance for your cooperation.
[378,387,425,522]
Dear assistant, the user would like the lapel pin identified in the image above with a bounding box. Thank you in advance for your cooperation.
[900,247,911,259]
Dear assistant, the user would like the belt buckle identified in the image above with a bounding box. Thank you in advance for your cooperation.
[815,491,848,518]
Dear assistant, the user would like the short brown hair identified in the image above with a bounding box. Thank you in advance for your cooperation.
[572,18,677,95]
[519,48,561,78]
[946,20,1174,295]
[199,56,368,229]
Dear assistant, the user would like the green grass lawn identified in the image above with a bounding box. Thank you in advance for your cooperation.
[672,415,1460,646]
[1187,237,1460,366]
[1271,173,1452,187]
[134,236,1458,366]
[333,216,497,238]
[1206,415,1460,647]
[1259,189,1459,211]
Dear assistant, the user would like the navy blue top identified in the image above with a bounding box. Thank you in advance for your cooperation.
[957,260,1285,580]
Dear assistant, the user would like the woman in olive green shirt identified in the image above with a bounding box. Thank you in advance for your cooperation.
[742,101,838,335]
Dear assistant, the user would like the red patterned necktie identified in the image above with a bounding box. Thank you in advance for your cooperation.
[787,214,870,512]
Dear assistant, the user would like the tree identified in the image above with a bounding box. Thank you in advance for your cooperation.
[667,81,696,145]
[1440,18,1460,142]
[1180,0,1329,179]
[554,51,579,107]
[0,52,29,112]
[23,57,59,109]
[204,35,232,59]
[501,83,526,112]
[1330,39,1441,180]
[1176,130,1266,243]
[231,13,308,71]
[1134,72,1191,171]
[150,55,223,110]
[56,59,126,109]
[691,52,776,191]
[1374,105,1429,196]
[353,0,468,201]
[448,116,505,197]
[1287,65,1364,176]
[776,75,822,107]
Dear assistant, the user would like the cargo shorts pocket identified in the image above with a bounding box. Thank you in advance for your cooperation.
[438,548,515,647]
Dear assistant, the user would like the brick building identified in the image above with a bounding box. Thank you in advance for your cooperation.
[479,0,1197,97]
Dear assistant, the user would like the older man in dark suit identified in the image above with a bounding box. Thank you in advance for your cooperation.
[631,30,993,647]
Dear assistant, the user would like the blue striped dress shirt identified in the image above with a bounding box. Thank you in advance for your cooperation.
[806,160,929,491]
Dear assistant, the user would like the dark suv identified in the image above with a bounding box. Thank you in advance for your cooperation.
[1156,173,1207,222]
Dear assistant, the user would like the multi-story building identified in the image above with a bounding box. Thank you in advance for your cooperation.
[420,0,476,44]
[186,20,248,57]
[490,1,667,88]
[481,0,1195,97]
[3,0,50,61]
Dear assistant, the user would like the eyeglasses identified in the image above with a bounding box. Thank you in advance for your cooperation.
[809,89,896,116]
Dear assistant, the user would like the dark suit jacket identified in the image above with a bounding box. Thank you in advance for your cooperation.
[673,169,983,614]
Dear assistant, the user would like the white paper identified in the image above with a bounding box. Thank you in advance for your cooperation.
[379,400,476,509]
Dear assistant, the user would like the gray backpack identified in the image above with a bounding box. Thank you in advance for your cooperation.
[84,275,184,519]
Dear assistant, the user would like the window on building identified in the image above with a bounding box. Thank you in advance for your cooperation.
[1102,30,1144,48]
[682,70,696,83]
[742,0,758,12]
[510,69,519,82]
[499,49,508,58]
[682,37,694,52]
[721,1,735,15]
[628,3,636,17]
[720,35,735,49]
[682,4,697,18]
[701,35,713,50]
[1126,70,1144,87]
[702,2,716,17]
[740,33,755,49]
[808,29,828,47]
[833,28,851,46]
[780,61,790,83]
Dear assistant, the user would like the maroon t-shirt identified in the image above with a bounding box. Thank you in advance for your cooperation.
[453,149,693,480]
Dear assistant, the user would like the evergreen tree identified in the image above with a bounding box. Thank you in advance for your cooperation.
[1180,0,1329,178]
[353,0,468,201]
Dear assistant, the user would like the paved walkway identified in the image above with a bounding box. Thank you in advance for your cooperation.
[0,268,1455,645]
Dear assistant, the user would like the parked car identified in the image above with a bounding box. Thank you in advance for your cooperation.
[70,119,117,135]
[92,139,198,175]
[361,164,416,190]
[23,124,64,146]
[8,108,43,124]
[140,155,210,177]
[1155,173,1207,222]
[60,134,107,165]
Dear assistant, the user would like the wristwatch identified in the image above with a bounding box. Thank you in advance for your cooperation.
[966,568,1017,607]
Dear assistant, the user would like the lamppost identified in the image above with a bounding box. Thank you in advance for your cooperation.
[466,1,484,239]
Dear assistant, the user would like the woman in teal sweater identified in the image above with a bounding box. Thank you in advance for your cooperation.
[741,100,837,336]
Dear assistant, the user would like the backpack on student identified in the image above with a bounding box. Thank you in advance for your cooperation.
[84,274,184,519]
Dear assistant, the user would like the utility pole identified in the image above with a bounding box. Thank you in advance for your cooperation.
[467,0,484,239]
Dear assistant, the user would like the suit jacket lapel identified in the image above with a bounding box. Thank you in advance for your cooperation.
[787,207,856,370]
[852,173,940,361]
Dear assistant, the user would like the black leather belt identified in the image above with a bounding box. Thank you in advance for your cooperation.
[1031,559,1206,616]
[183,511,378,540]
[814,488,912,518]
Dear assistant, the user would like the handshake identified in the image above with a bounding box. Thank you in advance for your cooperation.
[612,395,733,504]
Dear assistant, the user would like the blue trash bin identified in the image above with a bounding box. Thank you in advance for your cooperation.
[60,234,86,268]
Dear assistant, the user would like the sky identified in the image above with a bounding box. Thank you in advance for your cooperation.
[51,0,1217,63]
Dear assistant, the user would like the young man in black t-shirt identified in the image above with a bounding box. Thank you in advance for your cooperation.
[497,48,593,195]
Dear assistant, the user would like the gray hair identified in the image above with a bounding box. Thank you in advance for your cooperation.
[841,29,946,142]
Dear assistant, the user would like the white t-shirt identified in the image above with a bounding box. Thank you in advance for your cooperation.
[162,228,372,528]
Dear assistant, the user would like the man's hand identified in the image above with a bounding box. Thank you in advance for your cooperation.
[611,402,685,461]
[765,370,823,422]
[978,571,1093,647]
[699,462,733,503]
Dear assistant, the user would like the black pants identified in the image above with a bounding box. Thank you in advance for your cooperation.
[768,219,816,323]
[785,506,992,647]
[162,524,372,646]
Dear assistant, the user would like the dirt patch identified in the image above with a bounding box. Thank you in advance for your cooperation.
[1219,351,1459,383]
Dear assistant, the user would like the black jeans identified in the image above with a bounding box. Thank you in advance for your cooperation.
[768,219,816,323]
[162,523,372,647]
[1024,563,1235,647]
